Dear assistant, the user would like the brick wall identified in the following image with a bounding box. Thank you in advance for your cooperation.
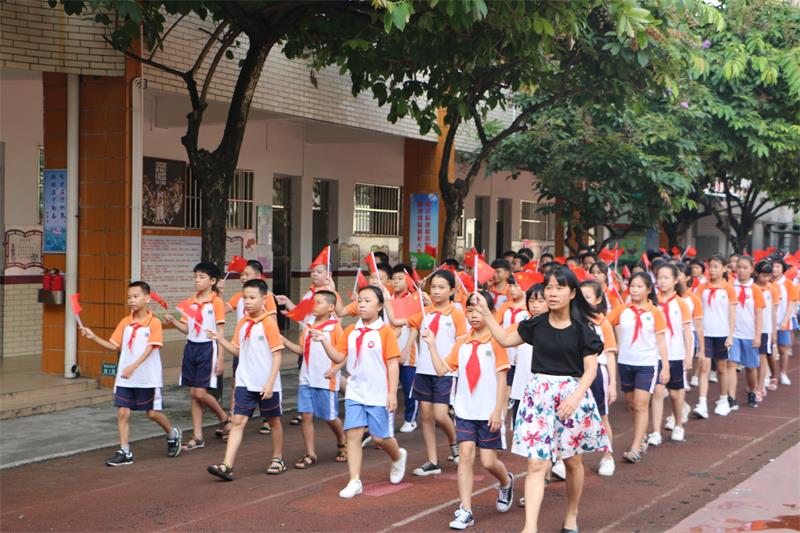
[0,0,124,76]
[2,283,42,357]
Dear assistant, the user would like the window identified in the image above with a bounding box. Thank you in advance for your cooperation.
[186,169,254,229]
[520,200,553,241]
[353,183,401,236]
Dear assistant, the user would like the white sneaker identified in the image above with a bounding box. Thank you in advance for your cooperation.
[496,472,514,513]
[551,460,566,480]
[449,506,474,530]
[399,421,417,433]
[682,403,691,424]
[390,448,407,484]
[647,432,662,446]
[690,375,699,387]
[671,426,685,442]
[598,456,615,477]
[709,370,718,383]
[664,416,676,431]
[780,373,792,385]
[339,478,363,499]
[693,402,709,419]
[764,375,772,388]
[714,398,731,416]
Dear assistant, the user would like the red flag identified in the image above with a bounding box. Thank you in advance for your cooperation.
[569,266,594,282]
[411,267,423,284]
[786,267,797,281]
[598,248,615,263]
[309,246,329,270]
[364,253,378,274]
[515,271,543,291]
[177,299,205,334]
[424,244,437,258]
[553,256,567,265]
[684,246,697,258]
[622,265,631,279]
[671,246,682,257]
[522,260,539,272]
[475,256,495,285]
[640,252,651,269]
[390,293,422,320]
[457,270,475,293]
[403,271,418,293]
[227,255,247,273]
[464,247,486,266]
[753,249,769,262]
[765,246,776,255]
[69,293,82,316]
[351,269,369,300]
[285,297,315,323]
[150,291,169,309]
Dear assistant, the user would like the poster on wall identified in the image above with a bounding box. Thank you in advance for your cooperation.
[4,226,43,275]
[43,170,67,253]
[141,235,201,309]
[143,157,186,227]
[409,193,439,269]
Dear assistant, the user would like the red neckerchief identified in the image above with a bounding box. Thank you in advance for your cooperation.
[706,284,722,305]
[509,306,526,324]
[630,305,648,346]
[659,295,676,337]
[465,340,482,393]
[128,323,143,350]
[303,318,338,366]
[353,326,372,368]
[736,282,747,307]
[428,311,443,335]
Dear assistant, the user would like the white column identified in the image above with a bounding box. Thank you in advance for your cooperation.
[64,74,79,378]
[130,77,144,280]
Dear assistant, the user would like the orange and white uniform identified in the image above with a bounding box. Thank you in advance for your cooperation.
[732,279,765,340]
[657,294,691,361]
[696,281,736,338]
[231,312,284,393]
[681,291,703,334]
[495,301,528,367]
[407,303,467,377]
[774,275,799,331]
[227,290,277,321]
[334,317,401,406]
[110,310,164,390]
[590,314,618,365]
[299,317,343,391]
[608,302,667,367]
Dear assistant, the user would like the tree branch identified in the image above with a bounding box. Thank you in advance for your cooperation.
[200,28,242,107]
[149,13,187,60]
[104,35,188,79]
[191,21,229,77]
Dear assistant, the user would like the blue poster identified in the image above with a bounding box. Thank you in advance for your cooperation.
[409,193,439,269]
[43,170,67,253]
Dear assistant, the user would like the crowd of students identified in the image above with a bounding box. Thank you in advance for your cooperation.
[79,244,799,533]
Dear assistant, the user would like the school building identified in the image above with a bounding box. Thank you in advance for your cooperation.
[1,0,797,396]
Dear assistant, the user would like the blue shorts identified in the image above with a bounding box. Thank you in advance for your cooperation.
[343,399,394,439]
[730,338,760,368]
[705,336,729,360]
[411,374,453,405]
[777,330,792,346]
[618,363,658,393]
[664,360,685,391]
[181,341,215,388]
[297,385,339,421]
[759,333,772,356]
[233,387,282,418]
[114,386,162,411]
[589,365,609,416]
[506,365,516,387]
[455,416,505,450]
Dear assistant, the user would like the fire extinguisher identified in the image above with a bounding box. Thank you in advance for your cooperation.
[42,270,53,290]
[51,269,64,291]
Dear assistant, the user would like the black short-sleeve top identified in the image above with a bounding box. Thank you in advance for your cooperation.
[516,313,603,378]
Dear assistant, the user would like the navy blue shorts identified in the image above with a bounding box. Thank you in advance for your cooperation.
[181,341,214,388]
[411,374,453,405]
[618,363,658,393]
[589,365,609,416]
[506,365,516,387]
[455,416,505,450]
[704,336,729,360]
[233,387,282,418]
[114,386,162,411]
[759,333,772,356]
[665,360,685,391]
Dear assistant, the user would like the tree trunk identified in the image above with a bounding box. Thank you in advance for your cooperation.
[192,151,232,267]
[441,194,464,262]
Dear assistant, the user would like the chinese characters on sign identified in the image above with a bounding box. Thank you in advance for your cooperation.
[43,170,67,253]
[409,193,439,269]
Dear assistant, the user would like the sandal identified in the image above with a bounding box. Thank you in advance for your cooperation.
[622,449,641,463]
[290,414,302,426]
[215,418,231,439]
[266,457,286,475]
[335,442,348,463]
[207,462,234,481]
[259,420,272,435]
[182,436,205,451]
[294,454,318,470]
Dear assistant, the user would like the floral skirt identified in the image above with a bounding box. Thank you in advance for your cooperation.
[512,373,609,462]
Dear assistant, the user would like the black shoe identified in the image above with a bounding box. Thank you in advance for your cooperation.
[412,461,443,476]
[728,396,739,411]
[747,392,758,408]
[167,427,182,457]
[448,443,460,463]
[561,528,579,533]
[106,449,134,467]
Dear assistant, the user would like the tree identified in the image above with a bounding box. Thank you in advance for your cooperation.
[301,0,724,259]
[52,0,476,267]
[662,180,714,249]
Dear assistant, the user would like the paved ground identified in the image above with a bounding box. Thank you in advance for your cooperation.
[1,357,798,532]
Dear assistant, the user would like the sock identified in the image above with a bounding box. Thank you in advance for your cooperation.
[169,427,179,440]
[698,396,706,405]
[121,444,130,454]
[720,395,727,401]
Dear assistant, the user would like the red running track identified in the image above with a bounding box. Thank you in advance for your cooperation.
[1,359,798,532]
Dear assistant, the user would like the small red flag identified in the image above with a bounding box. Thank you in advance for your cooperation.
[390,293,422,320]
[475,256,496,285]
[403,271,417,293]
[457,270,475,293]
[598,248,615,263]
[569,266,594,282]
[150,291,169,309]
[285,297,315,323]
[464,247,486,266]
[522,260,539,272]
[424,244,437,258]
[671,246,682,257]
[177,299,205,334]
[640,252,651,269]
[622,265,631,279]
[515,271,543,291]
[753,249,769,262]
[411,267,423,284]
[309,246,329,270]
[684,246,697,258]
[227,255,247,273]
[351,269,369,300]
[786,267,797,281]
[364,253,378,275]
[69,293,82,316]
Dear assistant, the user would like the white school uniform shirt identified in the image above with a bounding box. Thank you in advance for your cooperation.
[697,282,736,338]
[758,282,779,336]
[407,303,467,377]
[232,313,284,393]
[509,325,534,401]
[181,293,226,343]
[109,310,164,389]
[774,276,799,330]
[496,302,529,366]
[607,302,667,367]
[590,314,618,366]
[391,291,418,368]
[732,279,765,340]
[682,292,703,333]
[444,332,510,420]
[299,318,343,391]
[334,317,401,407]
[657,295,691,361]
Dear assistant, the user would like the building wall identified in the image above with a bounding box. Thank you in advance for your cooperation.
[2,283,42,357]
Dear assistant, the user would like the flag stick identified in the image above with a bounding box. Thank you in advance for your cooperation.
[474,254,478,294]
[74,314,84,329]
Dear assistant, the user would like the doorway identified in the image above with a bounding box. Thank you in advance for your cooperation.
[272,175,293,330]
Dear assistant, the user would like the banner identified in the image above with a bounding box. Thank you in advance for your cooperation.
[43,170,67,253]
[409,193,439,269]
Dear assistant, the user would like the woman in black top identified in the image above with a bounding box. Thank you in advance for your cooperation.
[477,266,610,533]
